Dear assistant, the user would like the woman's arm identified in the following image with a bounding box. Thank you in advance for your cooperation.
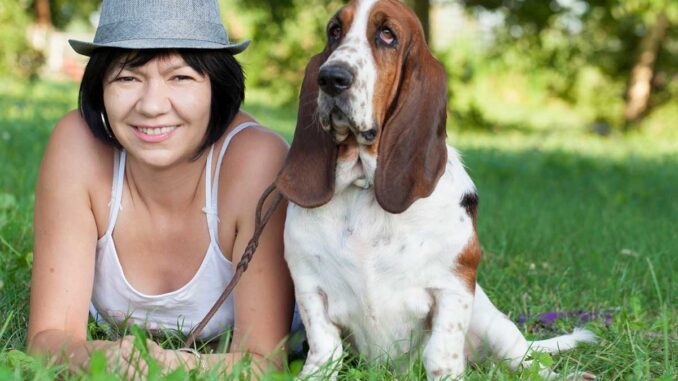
[27,112,188,374]
[207,125,294,373]
[28,111,103,364]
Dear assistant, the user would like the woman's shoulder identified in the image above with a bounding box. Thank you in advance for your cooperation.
[217,114,289,204]
[222,115,289,175]
[230,115,288,155]
[42,110,114,188]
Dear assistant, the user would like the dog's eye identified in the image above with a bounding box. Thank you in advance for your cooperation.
[329,24,342,41]
[378,27,397,46]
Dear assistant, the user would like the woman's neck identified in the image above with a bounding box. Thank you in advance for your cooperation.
[123,151,208,215]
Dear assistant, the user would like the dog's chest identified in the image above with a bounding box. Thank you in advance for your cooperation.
[284,151,476,357]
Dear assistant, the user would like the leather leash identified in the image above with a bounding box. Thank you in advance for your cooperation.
[184,183,284,347]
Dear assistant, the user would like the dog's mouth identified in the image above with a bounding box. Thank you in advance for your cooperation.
[318,97,356,142]
[318,99,378,145]
[330,106,356,141]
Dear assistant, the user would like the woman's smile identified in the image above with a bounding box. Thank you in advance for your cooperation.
[132,124,180,143]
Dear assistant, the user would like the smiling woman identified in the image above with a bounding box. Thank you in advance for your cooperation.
[26,0,295,377]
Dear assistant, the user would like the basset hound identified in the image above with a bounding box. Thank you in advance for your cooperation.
[275,1,596,379]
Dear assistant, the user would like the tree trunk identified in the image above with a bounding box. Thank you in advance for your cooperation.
[35,0,52,26]
[623,12,669,126]
[406,0,431,45]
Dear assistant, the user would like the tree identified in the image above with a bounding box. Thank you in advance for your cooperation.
[26,0,99,29]
[35,0,51,26]
[404,0,431,44]
[624,10,670,125]
[459,0,678,128]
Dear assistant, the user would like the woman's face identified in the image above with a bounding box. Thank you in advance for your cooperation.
[103,53,212,168]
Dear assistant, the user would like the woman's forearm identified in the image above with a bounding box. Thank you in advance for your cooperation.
[29,329,282,377]
[28,329,111,370]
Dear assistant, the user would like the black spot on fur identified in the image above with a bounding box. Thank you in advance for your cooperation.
[460,193,479,229]
[460,193,478,219]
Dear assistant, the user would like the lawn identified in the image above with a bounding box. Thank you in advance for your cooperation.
[0,79,675,380]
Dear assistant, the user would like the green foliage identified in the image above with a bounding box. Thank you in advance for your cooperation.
[21,0,99,30]
[45,0,99,30]
[0,0,42,79]
[221,0,345,106]
[457,0,678,129]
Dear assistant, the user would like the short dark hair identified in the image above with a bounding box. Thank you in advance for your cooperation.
[78,48,245,155]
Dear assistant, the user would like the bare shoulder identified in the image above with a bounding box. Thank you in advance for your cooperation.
[229,124,288,163]
[222,122,289,185]
[218,120,289,213]
[40,110,113,193]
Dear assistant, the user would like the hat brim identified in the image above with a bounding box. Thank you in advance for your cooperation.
[68,38,250,56]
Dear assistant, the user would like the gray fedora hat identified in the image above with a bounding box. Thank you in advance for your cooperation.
[69,0,250,56]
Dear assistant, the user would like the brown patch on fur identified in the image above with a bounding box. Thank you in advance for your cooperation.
[337,2,357,38]
[430,369,444,378]
[368,0,423,127]
[364,138,379,156]
[455,232,482,293]
[338,135,360,161]
[366,0,449,213]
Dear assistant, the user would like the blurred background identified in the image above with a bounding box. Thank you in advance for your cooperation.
[1,0,677,135]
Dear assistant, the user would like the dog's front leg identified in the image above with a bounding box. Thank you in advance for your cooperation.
[423,289,474,381]
[296,290,343,381]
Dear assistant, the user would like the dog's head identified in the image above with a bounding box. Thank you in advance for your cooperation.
[277,0,448,213]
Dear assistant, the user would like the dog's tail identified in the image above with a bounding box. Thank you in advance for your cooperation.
[529,327,597,353]
[467,285,597,371]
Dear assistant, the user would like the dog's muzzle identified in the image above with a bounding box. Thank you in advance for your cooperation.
[318,64,354,96]
[317,63,378,145]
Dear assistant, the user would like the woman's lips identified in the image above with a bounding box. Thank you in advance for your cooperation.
[132,125,179,143]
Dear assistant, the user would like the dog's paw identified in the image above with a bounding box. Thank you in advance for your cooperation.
[565,371,597,380]
[427,367,464,381]
[297,365,338,381]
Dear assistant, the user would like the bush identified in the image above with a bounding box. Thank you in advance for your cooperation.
[0,1,42,79]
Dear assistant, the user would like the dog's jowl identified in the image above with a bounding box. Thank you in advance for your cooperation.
[276,1,596,380]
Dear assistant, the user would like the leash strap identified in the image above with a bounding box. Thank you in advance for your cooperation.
[184,183,284,347]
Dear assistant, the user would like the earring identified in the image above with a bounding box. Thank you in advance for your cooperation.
[100,112,113,138]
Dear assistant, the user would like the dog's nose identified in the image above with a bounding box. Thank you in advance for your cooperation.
[318,65,354,96]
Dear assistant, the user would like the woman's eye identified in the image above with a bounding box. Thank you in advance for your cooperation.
[329,24,342,41]
[378,27,396,46]
[173,75,193,81]
[115,76,137,82]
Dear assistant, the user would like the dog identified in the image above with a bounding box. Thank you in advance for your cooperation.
[275,1,596,379]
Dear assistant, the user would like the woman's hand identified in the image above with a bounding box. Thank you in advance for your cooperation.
[96,336,196,379]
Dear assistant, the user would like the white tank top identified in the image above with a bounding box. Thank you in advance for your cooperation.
[90,122,257,341]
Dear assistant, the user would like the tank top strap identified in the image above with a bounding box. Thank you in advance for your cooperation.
[104,149,126,238]
[204,122,260,245]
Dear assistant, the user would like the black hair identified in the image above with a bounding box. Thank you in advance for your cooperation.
[78,48,245,155]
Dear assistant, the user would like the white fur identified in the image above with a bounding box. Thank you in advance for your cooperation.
[318,0,379,143]
[286,146,477,380]
[285,146,596,380]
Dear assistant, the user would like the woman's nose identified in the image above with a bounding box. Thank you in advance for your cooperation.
[135,80,171,117]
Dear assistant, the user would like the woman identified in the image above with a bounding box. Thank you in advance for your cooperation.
[27,0,294,376]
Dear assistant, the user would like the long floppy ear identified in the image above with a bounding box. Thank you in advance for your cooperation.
[374,37,449,214]
[276,51,337,207]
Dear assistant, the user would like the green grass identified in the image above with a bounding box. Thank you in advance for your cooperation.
[0,78,676,380]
